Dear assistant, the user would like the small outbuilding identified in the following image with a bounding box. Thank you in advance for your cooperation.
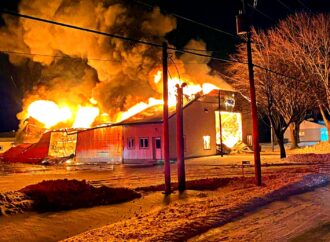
[284,120,328,143]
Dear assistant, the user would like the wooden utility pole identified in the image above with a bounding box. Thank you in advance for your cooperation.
[176,83,186,191]
[218,89,223,157]
[236,0,262,186]
[162,42,171,194]
[247,31,262,186]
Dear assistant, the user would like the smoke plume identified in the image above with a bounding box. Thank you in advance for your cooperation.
[0,0,231,139]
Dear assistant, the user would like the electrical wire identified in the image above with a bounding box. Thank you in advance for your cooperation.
[247,3,275,22]
[0,9,305,84]
[0,9,163,48]
[275,0,294,13]
[296,0,312,12]
[0,50,123,62]
[130,0,243,42]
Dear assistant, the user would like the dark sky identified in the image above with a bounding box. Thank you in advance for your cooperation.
[0,0,329,132]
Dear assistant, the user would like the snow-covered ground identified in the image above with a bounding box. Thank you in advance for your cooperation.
[192,182,330,242]
[63,174,328,242]
[0,143,329,242]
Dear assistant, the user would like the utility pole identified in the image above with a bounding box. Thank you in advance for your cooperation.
[218,89,223,157]
[236,0,262,186]
[176,83,187,191]
[162,42,171,194]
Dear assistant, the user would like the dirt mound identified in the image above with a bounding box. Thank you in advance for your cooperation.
[18,179,141,212]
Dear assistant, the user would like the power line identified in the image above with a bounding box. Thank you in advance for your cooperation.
[130,0,243,42]
[0,50,122,63]
[253,64,301,82]
[0,9,227,56]
[247,3,275,22]
[0,9,163,48]
[0,9,304,84]
[275,0,295,13]
[0,49,226,64]
[296,0,312,12]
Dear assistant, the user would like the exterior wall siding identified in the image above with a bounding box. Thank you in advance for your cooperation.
[122,124,162,162]
[169,100,218,159]
[285,128,321,142]
[3,132,50,163]
[75,126,123,163]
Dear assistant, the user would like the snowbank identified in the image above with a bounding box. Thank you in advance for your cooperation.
[285,153,330,163]
[64,174,328,242]
[298,142,330,154]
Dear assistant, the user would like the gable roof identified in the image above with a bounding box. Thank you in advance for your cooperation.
[119,89,237,125]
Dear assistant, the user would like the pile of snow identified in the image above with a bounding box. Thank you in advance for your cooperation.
[298,142,330,154]
[64,174,329,242]
[0,191,33,216]
[285,153,330,163]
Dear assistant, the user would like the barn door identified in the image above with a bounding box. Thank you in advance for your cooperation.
[152,137,162,160]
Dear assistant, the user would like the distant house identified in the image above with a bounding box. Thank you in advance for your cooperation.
[284,120,328,143]
[0,131,16,153]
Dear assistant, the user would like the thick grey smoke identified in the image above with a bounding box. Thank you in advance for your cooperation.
[0,0,176,121]
[0,0,230,133]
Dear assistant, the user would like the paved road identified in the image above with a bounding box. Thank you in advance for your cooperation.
[0,154,299,192]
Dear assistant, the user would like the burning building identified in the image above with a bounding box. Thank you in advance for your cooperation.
[3,87,252,164]
[0,0,253,164]
[118,89,251,164]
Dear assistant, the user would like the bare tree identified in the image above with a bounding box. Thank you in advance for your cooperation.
[228,27,314,158]
[268,12,330,142]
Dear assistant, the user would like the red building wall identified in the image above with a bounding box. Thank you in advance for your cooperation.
[75,126,123,163]
[3,132,51,163]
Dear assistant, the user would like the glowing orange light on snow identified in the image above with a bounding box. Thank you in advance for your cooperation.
[28,100,72,128]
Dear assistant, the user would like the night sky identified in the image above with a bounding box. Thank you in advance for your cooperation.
[0,0,329,132]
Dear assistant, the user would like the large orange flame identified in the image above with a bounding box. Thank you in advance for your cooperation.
[116,98,163,122]
[26,70,220,129]
[116,70,220,122]
[27,100,72,128]
[73,106,100,128]
[27,100,99,129]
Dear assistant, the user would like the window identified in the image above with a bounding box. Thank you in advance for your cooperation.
[139,137,149,149]
[203,136,211,150]
[155,138,161,149]
[127,137,135,149]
